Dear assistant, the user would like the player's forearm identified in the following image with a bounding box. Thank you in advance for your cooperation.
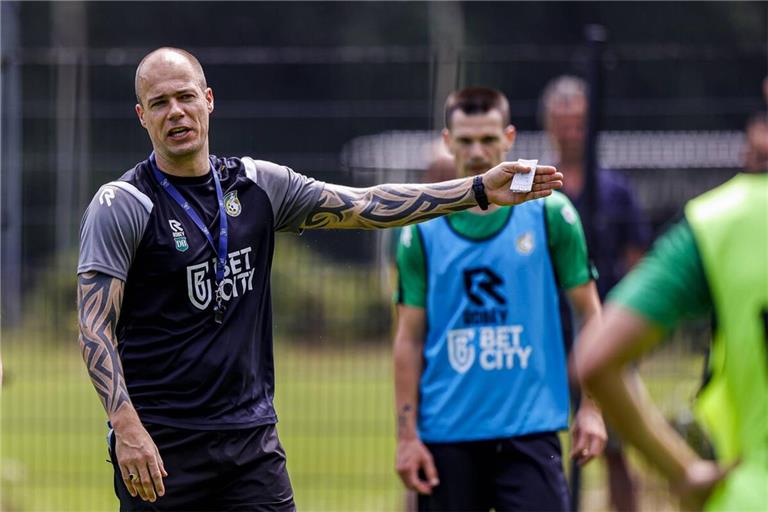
[302,179,476,230]
[394,337,424,440]
[576,307,697,482]
[567,283,603,389]
[77,271,136,423]
[568,281,601,331]
[585,366,699,484]
[576,394,601,415]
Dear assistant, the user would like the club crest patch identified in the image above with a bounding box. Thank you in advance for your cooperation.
[224,191,242,217]
[447,328,475,374]
[516,231,534,255]
[169,219,189,252]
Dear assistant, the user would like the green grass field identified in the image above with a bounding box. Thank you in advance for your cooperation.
[1,336,704,511]
[1,338,401,511]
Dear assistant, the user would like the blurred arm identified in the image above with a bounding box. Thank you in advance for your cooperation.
[301,163,561,229]
[574,306,700,483]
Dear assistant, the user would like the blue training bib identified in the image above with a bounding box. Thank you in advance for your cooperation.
[418,201,569,442]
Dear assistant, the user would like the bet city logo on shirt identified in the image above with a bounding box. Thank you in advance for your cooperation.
[446,266,533,374]
[186,247,256,310]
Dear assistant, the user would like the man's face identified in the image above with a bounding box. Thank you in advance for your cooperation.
[443,110,515,177]
[135,55,213,164]
[545,96,587,163]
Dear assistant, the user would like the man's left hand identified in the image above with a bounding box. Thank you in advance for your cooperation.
[570,400,607,466]
[483,162,563,206]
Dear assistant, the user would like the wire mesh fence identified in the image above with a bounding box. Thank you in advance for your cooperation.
[2,2,766,511]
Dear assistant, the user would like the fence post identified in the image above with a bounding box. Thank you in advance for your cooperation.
[1,2,23,327]
[428,2,465,131]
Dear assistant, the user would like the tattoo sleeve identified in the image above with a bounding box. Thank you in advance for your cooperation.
[77,271,131,416]
[302,178,476,229]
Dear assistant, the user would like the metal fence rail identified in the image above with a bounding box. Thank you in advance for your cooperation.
[2,2,766,509]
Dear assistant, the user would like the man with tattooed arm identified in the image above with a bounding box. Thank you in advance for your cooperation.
[76,48,562,510]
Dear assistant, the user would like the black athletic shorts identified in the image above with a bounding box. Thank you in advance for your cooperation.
[418,432,570,512]
[108,422,294,511]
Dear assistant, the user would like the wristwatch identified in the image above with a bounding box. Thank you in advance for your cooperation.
[472,175,489,210]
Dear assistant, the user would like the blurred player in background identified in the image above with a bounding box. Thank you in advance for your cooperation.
[424,141,457,183]
[541,75,651,512]
[744,111,768,173]
[541,75,651,306]
[393,87,606,511]
[76,48,563,511]
[574,111,768,511]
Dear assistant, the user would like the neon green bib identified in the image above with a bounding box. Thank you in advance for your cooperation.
[686,173,768,511]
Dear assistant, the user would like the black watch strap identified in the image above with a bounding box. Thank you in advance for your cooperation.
[472,175,489,210]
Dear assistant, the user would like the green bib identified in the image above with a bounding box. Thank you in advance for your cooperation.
[686,173,768,511]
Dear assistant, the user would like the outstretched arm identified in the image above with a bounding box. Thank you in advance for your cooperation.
[302,162,562,229]
[78,271,167,503]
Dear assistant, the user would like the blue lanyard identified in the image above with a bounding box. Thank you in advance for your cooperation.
[149,153,228,323]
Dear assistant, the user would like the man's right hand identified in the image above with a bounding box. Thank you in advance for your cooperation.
[113,410,168,502]
[483,162,562,206]
[396,437,439,495]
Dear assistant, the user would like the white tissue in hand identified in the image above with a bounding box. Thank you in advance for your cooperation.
[510,159,538,193]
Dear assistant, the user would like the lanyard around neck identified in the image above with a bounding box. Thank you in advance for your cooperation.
[149,153,229,322]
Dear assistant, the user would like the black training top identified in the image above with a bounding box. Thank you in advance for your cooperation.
[78,155,325,429]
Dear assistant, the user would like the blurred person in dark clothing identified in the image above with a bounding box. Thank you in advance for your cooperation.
[541,76,650,297]
[76,47,563,511]
[541,75,651,512]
